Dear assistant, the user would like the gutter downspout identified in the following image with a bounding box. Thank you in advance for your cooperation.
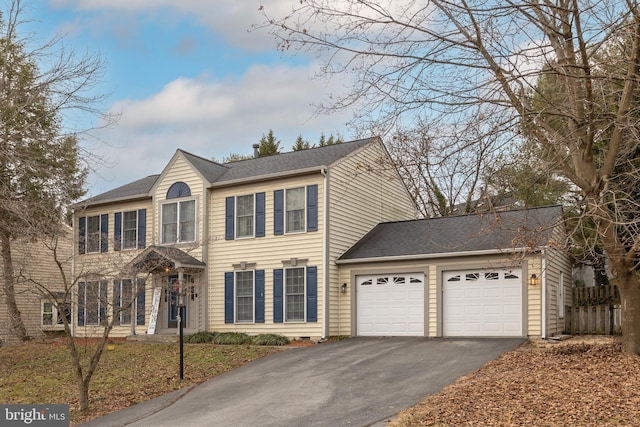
[322,167,329,340]
[541,249,547,339]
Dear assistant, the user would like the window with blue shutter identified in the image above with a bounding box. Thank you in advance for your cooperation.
[255,270,265,323]
[273,269,283,323]
[307,185,318,232]
[274,190,284,235]
[224,272,234,323]
[114,213,122,251]
[255,192,266,237]
[136,278,146,325]
[306,266,318,322]
[78,217,86,254]
[225,197,235,240]
[138,209,146,249]
[77,282,85,326]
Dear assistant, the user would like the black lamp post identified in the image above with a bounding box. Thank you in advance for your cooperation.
[177,283,185,380]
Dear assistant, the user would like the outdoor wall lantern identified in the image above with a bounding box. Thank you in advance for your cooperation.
[340,283,348,293]
[529,274,539,286]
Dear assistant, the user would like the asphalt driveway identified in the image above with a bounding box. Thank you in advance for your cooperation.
[80,337,523,427]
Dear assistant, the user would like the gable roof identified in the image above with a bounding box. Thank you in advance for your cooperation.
[127,245,206,273]
[78,137,379,206]
[338,205,564,263]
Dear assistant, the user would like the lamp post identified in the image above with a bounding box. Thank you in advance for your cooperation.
[177,278,185,381]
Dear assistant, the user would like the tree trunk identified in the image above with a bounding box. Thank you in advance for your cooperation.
[0,228,28,341]
[615,269,640,354]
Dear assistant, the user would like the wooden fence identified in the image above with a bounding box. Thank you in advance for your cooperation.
[566,285,621,335]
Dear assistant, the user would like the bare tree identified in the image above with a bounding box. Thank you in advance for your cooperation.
[262,1,640,353]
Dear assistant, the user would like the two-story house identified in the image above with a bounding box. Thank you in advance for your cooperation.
[72,137,416,340]
[72,136,572,341]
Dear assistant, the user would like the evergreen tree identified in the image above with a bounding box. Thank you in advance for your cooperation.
[292,135,313,151]
[257,129,281,156]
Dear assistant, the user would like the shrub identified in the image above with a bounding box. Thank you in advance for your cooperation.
[251,334,290,346]
[213,332,251,345]
[184,331,218,343]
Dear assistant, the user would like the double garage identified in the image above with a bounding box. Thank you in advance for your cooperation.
[355,268,523,338]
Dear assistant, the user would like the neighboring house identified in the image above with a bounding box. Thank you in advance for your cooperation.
[336,205,572,338]
[0,228,72,344]
[72,137,416,339]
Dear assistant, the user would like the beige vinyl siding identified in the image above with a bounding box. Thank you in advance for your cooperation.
[0,228,72,344]
[209,175,325,338]
[328,141,416,336]
[152,154,207,261]
[543,225,573,337]
[74,199,154,338]
[527,257,543,337]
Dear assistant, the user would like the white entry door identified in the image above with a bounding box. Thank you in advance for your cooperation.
[356,273,424,336]
[443,269,523,337]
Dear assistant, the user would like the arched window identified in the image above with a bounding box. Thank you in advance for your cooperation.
[166,182,191,199]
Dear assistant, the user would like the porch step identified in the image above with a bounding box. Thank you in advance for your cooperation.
[126,334,179,344]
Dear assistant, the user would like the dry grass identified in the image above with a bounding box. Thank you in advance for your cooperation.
[391,336,640,426]
[0,338,285,425]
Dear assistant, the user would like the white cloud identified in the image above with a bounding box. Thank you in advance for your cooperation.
[49,0,295,51]
[86,62,353,196]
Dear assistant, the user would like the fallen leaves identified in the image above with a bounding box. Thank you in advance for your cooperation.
[392,337,640,426]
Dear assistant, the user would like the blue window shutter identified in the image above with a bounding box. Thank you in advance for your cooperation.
[255,192,266,237]
[100,214,108,253]
[78,217,86,254]
[138,209,147,249]
[255,270,265,323]
[136,278,146,325]
[274,190,284,235]
[225,197,235,240]
[99,280,108,325]
[114,213,122,251]
[306,266,318,322]
[307,185,318,232]
[224,272,234,323]
[77,282,85,326]
[113,280,121,325]
[273,269,283,323]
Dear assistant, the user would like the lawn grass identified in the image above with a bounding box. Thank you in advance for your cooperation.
[0,338,285,425]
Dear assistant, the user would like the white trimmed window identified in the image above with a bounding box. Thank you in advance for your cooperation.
[236,195,254,238]
[41,299,70,330]
[122,211,138,250]
[285,267,305,321]
[86,215,102,253]
[162,200,196,244]
[235,271,254,323]
[116,279,134,325]
[285,187,305,233]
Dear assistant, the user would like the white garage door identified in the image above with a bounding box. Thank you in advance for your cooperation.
[356,273,424,336]
[443,269,522,337]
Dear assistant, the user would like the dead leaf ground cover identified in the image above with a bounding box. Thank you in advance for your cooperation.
[0,338,284,425]
[392,336,640,427]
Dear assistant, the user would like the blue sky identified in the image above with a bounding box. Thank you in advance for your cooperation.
[25,1,354,195]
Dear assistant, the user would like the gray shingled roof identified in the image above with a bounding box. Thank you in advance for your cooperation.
[79,137,377,205]
[213,137,376,184]
[76,175,160,207]
[128,245,206,272]
[338,205,564,261]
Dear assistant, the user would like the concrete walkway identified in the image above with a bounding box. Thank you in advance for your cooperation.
[80,337,523,427]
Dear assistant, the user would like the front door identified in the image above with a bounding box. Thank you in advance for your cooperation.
[167,276,187,329]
